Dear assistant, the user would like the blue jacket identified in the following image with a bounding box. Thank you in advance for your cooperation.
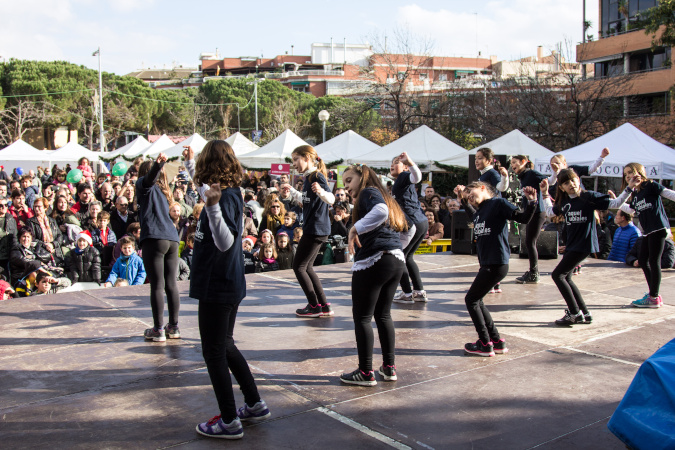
[106,252,146,285]
[608,223,641,263]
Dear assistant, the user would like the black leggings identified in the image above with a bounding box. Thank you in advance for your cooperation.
[142,238,180,329]
[199,301,260,423]
[352,254,405,372]
[526,212,546,272]
[465,264,509,343]
[292,233,328,307]
[399,219,428,293]
[551,251,589,315]
[639,229,668,297]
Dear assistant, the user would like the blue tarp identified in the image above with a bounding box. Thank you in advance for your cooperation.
[608,337,675,449]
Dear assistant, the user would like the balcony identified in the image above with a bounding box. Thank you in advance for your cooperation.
[265,70,345,79]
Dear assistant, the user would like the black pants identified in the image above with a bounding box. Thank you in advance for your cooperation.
[526,212,546,272]
[639,229,668,297]
[142,239,180,329]
[352,254,405,372]
[551,251,589,315]
[199,301,260,423]
[399,219,428,293]
[465,264,509,343]
[292,233,328,307]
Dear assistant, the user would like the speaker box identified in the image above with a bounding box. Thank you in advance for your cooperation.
[518,229,559,259]
[451,210,475,255]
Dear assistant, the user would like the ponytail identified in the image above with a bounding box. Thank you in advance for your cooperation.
[292,145,327,182]
[512,155,533,170]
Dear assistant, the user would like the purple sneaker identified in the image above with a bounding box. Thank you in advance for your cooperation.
[237,400,271,423]
[196,415,243,439]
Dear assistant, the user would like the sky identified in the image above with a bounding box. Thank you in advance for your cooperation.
[1,0,599,76]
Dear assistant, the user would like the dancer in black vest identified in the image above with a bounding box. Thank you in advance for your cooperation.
[390,152,429,304]
[287,145,335,318]
[184,143,270,440]
[541,169,638,325]
[136,153,180,342]
[454,181,537,356]
[340,164,407,386]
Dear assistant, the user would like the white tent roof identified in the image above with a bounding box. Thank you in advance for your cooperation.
[162,133,208,158]
[438,130,554,168]
[314,130,380,164]
[238,129,308,168]
[0,140,54,173]
[534,123,675,179]
[139,134,175,157]
[358,125,466,169]
[107,136,150,160]
[50,141,101,162]
[226,132,259,156]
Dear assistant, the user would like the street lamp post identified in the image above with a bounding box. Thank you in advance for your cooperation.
[318,110,330,143]
[92,47,104,151]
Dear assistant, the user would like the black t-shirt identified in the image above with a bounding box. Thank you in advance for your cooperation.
[391,171,427,226]
[301,172,331,236]
[471,197,517,266]
[518,169,546,212]
[552,191,611,253]
[190,187,245,303]
[479,168,501,189]
[631,181,669,235]
[354,187,401,262]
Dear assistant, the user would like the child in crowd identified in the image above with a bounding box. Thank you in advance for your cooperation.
[91,211,117,267]
[115,279,129,287]
[1,279,16,300]
[256,242,279,272]
[32,271,54,296]
[242,236,257,274]
[619,162,675,308]
[16,262,71,297]
[183,141,269,440]
[540,170,638,325]
[276,211,298,237]
[104,236,146,287]
[181,232,195,270]
[253,229,274,256]
[276,232,294,270]
[112,222,141,265]
[293,227,303,249]
[339,164,407,386]
[66,231,101,284]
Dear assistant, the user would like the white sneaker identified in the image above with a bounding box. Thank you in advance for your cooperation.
[412,290,428,302]
[393,292,414,304]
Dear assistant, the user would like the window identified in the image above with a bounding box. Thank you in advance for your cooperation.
[629,48,671,73]
[419,73,428,80]
[594,59,624,78]
[627,92,670,116]
[438,73,448,81]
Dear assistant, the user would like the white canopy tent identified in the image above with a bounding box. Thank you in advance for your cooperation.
[534,123,675,179]
[139,134,175,158]
[226,132,259,156]
[238,129,309,168]
[358,125,466,169]
[314,130,380,164]
[438,130,554,168]
[106,136,150,160]
[162,133,208,159]
[49,141,108,173]
[0,140,55,173]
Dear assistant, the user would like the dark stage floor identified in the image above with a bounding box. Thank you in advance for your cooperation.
[1,253,673,449]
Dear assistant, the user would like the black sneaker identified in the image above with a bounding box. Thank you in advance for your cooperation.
[320,303,334,317]
[582,312,592,324]
[340,368,377,386]
[464,339,495,357]
[555,309,584,326]
[378,365,397,381]
[515,270,539,284]
[296,303,322,317]
[164,324,181,339]
[491,339,509,354]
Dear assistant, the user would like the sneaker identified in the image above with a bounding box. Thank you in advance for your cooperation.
[237,400,271,423]
[340,368,377,386]
[582,312,593,324]
[412,290,428,302]
[555,309,584,326]
[515,270,539,284]
[488,288,496,294]
[464,339,495,357]
[393,292,414,304]
[491,338,509,354]
[493,283,502,294]
[631,293,660,308]
[164,324,181,339]
[576,266,582,275]
[195,415,243,439]
[296,303,322,317]
[378,365,397,381]
[144,327,166,342]
[656,295,664,307]
[320,303,334,317]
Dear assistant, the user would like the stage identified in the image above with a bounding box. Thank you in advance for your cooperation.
[1,253,674,449]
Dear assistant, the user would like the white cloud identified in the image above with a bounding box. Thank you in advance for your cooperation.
[108,0,155,12]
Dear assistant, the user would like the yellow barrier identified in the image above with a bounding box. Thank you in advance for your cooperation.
[415,238,452,254]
